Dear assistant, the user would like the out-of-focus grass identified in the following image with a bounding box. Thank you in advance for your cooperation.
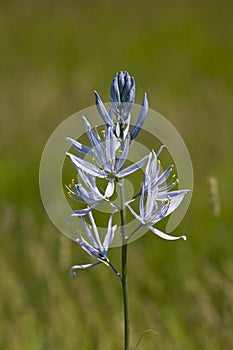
[0,1,233,349]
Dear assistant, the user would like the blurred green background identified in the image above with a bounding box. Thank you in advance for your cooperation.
[1,0,233,349]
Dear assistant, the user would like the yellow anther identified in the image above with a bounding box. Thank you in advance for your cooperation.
[172,174,176,178]
[176,179,179,184]
[109,159,112,164]
[67,191,71,195]
[72,179,75,184]
[158,160,161,164]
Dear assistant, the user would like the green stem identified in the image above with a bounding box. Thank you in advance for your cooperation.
[119,178,130,350]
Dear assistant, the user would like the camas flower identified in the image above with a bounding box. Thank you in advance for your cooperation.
[70,211,121,279]
[67,117,149,200]
[66,169,118,217]
[126,151,189,241]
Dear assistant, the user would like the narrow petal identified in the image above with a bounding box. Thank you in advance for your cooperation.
[70,262,101,277]
[110,76,121,102]
[67,153,107,178]
[116,134,130,172]
[154,165,174,187]
[94,91,114,127]
[81,216,98,247]
[156,144,165,157]
[117,154,149,178]
[146,225,187,241]
[145,176,154,218]
[130,93,148,140]
[88,211,103,250]
[150,203,169,223]
[139,183,145,218]
[67,205,98,221]
[103,213,117,251]
[105,126,116,172]
[82,117,106,167]
[126,203,145,225]
[66,137,92,154]
[156,190,189,201]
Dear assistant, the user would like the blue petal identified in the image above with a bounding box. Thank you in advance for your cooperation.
[146,225,187,241]
[154,165,174,187]
[66,137,92,154]
[70,262,101,277]
[67,205,97,221]
[94,91,114,127]
[117,154,149,178]
[122,75,134,102]
[126,203,145,225]
[156,190,189,200]
[110,76,121,102]
[82,117,106,167]
[130,93,148,140]
[88,211,103,250]
[81,216,98,247]
[118,71,125,94]
[105,126,116,172]
[116,134,130,172]
[67,153,107,178]
[103,213,117,251]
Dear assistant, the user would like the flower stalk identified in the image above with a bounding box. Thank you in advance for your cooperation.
[119,178,130,350]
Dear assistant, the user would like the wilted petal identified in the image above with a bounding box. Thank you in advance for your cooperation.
[70,262,101,277]
[117,154,149,178]
[146,225,187,241]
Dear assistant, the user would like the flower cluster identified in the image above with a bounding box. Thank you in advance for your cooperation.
[66,71,189,278]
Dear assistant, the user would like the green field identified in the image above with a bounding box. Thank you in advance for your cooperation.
[1,1,233,349]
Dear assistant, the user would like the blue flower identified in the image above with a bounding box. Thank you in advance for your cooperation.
[66,169,117,217]
[67,117,149,191]
[126,151,189,241]
[70,211,121,279]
